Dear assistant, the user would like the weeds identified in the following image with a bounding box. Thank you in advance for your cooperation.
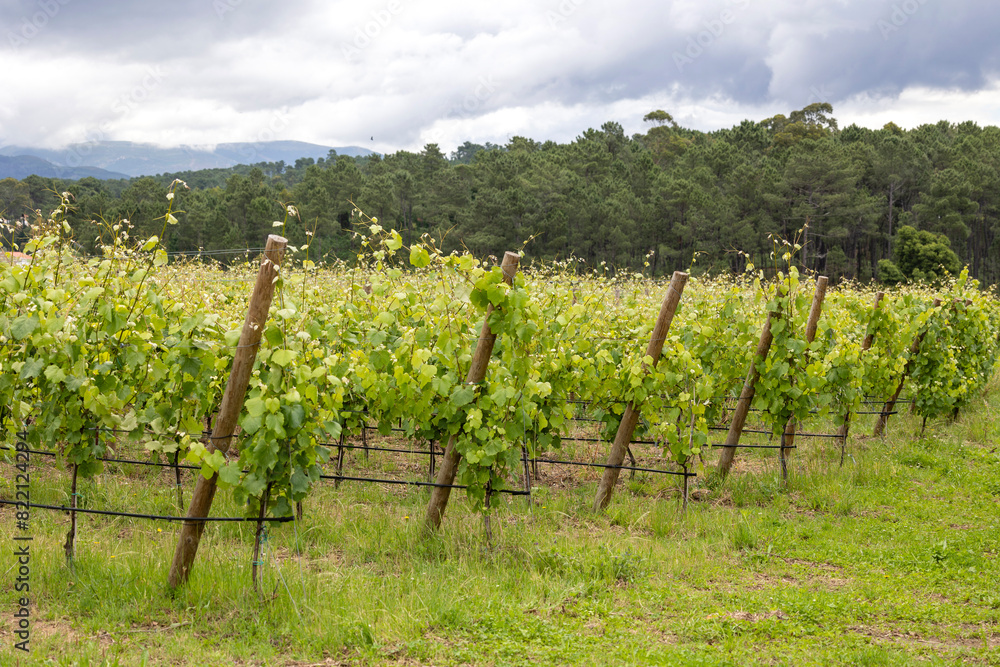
[1,406,999,665]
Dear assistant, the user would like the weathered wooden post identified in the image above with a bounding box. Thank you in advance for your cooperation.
[779,276,828,478]
[593,271,689,512]
[168,235,287,589]
[872,298,941,438]
[716,311,779,479]
[838,292,884,465]
[423,251,520,534]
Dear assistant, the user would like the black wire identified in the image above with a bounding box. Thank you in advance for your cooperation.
[556,435,660,445]
[0,499,292,522]
[319,442,440,457]
[710,444,797,450]
[706,426,844,438]
[12,446,202,471]
[320,473,529,495]
[530,458,695,477]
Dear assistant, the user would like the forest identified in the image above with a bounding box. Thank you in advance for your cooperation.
[1,103,998,284]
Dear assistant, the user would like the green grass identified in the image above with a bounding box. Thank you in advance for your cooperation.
[1,399,999,666]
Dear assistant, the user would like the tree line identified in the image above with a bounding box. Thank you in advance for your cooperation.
[1,103,997,284]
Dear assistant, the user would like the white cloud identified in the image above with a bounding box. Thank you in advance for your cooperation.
[839,80,1000,130]
[3,0,1000,155]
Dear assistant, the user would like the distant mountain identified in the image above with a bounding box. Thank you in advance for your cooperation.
[0,154,129,180]
[0,141,376,179]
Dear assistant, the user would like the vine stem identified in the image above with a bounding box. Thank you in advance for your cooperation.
[64,459,80,568]
[252,482,273,593]
[174,449,184,510]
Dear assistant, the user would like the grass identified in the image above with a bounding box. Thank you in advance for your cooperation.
[1,397,999,666]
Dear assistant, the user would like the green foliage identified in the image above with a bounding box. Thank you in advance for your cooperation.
[876,259,905,285]
[889,225,962,283]
[908,271,1000,421]
[4,192,1000,520]
[11,108,1000,288]
[761,102,839,147]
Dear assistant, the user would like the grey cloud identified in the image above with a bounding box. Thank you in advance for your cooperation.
[3,0,293,59]
[4,0,1000,152]
[759,1,1000,104]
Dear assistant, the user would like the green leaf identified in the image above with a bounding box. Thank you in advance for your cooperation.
[10,315,38,340]
[264,324,284,347]
[271,349,296,367]
[204,449,226,472]
[242,473,267,497]
[20,358,45,379]
[409,245,431,268]
[43,365,67,384]
[218,462,242,486]
[245,396,266,417]
[450,385,476,407]
[241,414,262,434]
[290,467,310,498]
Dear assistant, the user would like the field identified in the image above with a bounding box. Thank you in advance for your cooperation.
[2,209,1000,665]
[1,393,999,666]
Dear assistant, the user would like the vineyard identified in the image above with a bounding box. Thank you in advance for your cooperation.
[2,195,1000,664]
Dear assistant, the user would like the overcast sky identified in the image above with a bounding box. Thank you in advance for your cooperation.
[2,0,999,155]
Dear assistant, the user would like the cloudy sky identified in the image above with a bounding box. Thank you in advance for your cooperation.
[2,0,999,155]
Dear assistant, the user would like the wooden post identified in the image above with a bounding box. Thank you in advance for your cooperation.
[779,276,828,478]
[168,235,287,589]
[423,251,520,534]
[873,298,941,438]
[593,271,689,512]
[838,292,884,465]
[716,309,779,479]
